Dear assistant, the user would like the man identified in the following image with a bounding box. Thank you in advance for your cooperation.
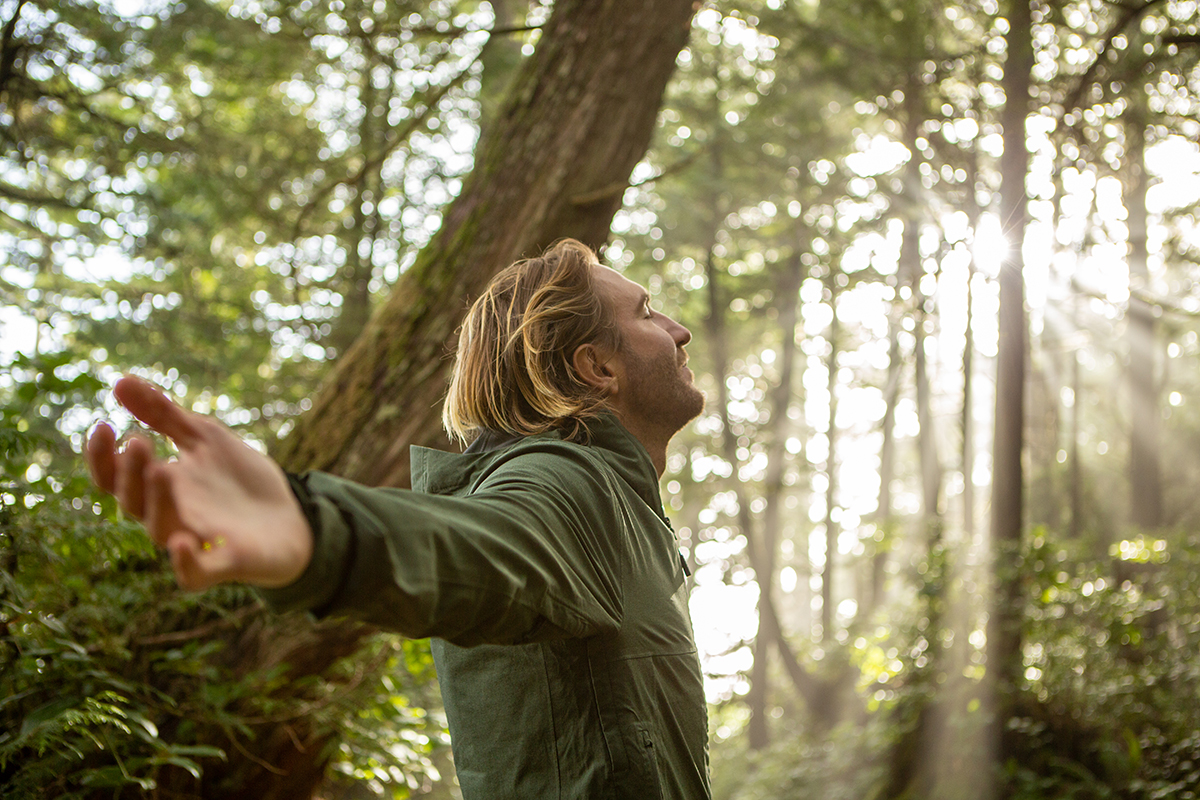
[88,239,710,798]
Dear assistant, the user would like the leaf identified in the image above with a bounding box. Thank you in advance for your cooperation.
[79,766,130,788]
[19,696,78,738]
[164,755,204,778]
[124,710,159,741]
[167,744,227,759]
[1124,728,1143,770]
[0,689,36,713]
[80,765,156,790]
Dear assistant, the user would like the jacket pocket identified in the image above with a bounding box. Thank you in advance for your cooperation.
[629,723,664,800]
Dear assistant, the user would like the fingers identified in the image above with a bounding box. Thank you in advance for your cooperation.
[113,435,153,518]
[92,374,200,514]
[87,423,117,493]
[90,375,239,592]
[113,375,202,449]
[142,461,182,548]
[89,425,154,519]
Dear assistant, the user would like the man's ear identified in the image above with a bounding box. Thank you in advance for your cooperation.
[572,343,618,396]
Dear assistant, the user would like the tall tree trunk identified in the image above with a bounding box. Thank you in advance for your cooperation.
[749,258,803,750]
[914,296,942,523]
[1065,175,1102,546]
[703,249,775,746]
[150,2,699,797]
[1120,93,1169,649]
[758,251,803,663]
[985,0,1033,781]
[961,266,976,538]
[961,142,983,541]
[1070,308,1082,539]
[869,303,902,615]
[705,244,836,738]
[821,276,840,642]
[1125,113,1161,532]
[898,83,942,528]
[702,243,771,747]
[885,84,949,800]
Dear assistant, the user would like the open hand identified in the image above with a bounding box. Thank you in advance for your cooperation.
[87,375,313,591]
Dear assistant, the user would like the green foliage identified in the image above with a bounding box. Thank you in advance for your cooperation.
[0,359,448,797]
[712,712,891,800]
[1005,529,1200,800]
[1,0,508,794]
[3,0,1199,795]
[323,638,450,798]
[2,0,494,441]
[0,356,227,794]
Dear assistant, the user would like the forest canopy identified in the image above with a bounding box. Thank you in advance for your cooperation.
[2,0,1200,797]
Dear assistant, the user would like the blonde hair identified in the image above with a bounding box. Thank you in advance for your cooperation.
[442,239,620,444]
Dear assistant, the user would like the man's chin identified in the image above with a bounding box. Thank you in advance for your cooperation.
[682,387,706,425]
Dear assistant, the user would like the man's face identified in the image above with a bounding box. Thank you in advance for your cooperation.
[592,266,705,437]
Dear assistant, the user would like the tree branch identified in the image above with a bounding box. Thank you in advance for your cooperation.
[285,45,482,253]
[1061,0,1170,117]
[569,149,702,205]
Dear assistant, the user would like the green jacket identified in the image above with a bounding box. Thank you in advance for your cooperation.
[263,414,711,799]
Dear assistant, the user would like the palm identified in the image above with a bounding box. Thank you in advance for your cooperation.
[88,376,312,590]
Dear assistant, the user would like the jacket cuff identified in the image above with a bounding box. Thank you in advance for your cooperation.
[256,472,354,616]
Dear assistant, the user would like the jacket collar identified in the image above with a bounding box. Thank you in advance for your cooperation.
[414,413,666,521]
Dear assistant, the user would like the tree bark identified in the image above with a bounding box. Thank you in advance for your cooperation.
[152,1,698,796]
[477,0,529,132]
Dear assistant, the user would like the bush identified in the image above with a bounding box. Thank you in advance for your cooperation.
[1,356,449,798]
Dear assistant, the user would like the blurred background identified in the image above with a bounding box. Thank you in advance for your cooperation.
[2,0,1199,797]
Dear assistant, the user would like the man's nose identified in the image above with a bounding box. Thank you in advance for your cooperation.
[671,318,692,347]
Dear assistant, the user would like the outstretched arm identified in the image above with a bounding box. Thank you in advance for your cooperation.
[87,375,313,591]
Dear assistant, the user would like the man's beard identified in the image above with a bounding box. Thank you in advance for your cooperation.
[623,347,705,437]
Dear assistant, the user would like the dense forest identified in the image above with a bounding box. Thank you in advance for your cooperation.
[2,0,1199,797]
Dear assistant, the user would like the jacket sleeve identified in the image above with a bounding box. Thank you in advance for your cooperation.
[257,448,626,646]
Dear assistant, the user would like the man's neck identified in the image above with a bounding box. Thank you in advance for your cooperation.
[610,412,669,478]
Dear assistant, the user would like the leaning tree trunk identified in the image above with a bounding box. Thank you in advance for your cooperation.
[151,1,699,797]
[275,0,696,487]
